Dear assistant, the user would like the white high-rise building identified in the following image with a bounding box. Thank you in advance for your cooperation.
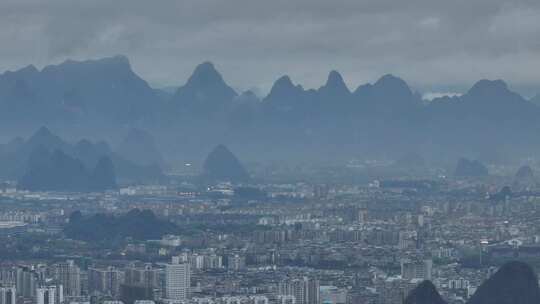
[88,266,124,297]
[0,287,16,304]
[55,260,80,297]
[165,257,190,300]
[16,266,38,298]
[37,286,59,304]
[279,277,319,304]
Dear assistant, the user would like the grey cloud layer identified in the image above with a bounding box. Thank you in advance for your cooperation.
[1,0,539,95]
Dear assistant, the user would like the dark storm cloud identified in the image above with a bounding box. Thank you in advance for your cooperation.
[1,0,539,95]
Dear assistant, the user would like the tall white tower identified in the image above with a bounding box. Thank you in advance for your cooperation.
[55,260,80,297]
[165,257,191,300]
[36,286,58,304]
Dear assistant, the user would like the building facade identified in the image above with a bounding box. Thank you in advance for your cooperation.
[165,258,190,300]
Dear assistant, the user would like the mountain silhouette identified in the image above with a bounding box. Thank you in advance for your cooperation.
[427,79,538,139]
[25,126,69,152]
[313,71,352,115]
[0,126,70,178]
[0,56,159,127]
[461,80,537,118]
[171,61,237,115]
[202,144,249,183]
[404,281,446,304]
[317,71,351,101]
[264,75,307,113]
[0,127,163,183]
[0,65,40,120]
[468,261,540,304]
[19,148,116,192]
[354,74,420,115]
[515,165,534,180]
[454,158,489,177]
[2,56,540,163]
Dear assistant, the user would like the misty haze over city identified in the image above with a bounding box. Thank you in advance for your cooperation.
[0,1,540,304]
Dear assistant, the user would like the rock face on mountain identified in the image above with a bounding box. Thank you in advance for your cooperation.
[117,128,164,167]
[318,71,350,100]
[202,144,249,183]
[515,165,534,179]
[18,149,116,192]
[404,281,447,304]
[467,261,540,304]
[454,158,489,177]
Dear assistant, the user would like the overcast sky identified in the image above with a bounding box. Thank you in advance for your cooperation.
[1,0,539,97]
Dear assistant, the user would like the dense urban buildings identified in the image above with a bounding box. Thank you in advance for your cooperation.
[165,258,190,301]
[2,163,540,304]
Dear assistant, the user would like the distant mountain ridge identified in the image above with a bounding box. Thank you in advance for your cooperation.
[0,55,159,127]
[19,149,117,192]
[1,56,540,163]
[0,127,164,185]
